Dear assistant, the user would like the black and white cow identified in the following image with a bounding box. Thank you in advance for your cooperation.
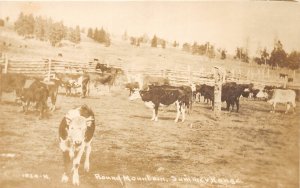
[59,105,95,185]
[129,85,190,122]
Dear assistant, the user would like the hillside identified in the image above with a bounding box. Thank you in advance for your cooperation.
[1,27,299,87]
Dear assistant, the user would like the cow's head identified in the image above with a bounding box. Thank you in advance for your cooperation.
[65,111,94,146]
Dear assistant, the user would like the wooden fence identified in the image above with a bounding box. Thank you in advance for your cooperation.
[0,54,299,89]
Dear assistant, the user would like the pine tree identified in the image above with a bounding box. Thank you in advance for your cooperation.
[87,28,93,38]
[151,35,158,47]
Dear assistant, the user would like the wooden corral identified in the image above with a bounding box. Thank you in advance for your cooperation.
[0,54,299,90]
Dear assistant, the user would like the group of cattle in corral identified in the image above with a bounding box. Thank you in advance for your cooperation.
[126,76,298,122]
[0,62,125,118]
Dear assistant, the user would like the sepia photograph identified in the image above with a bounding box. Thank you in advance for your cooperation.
[0,0,299,187]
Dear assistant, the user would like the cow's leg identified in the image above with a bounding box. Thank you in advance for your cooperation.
[292,101,296,113]
[72,145,85,186]
[154,104,159,121]
[151,108,155,121]
[181,103,186,122]
[84,141,92,172]
[285,103,291,114]
[271,103,276,113]
[175,101,180,123]
[49,91,56,112]
[226,100,230,111]
[23,100,30,114]
[236,99,240,112]
[61,151,71,183]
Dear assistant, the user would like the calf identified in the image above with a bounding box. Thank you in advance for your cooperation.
[59,105,95,185]
[267,89,296,113]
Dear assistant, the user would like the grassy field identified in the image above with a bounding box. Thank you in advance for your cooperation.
[0,88,299,188]
[0,28,299,188]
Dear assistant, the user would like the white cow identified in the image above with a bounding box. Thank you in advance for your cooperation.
[59,105,95,185]
[267,89,296,113]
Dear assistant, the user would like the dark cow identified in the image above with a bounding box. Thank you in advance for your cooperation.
[279,73,288,79]
[130,85,190,122]
[0,73,27,102]
[198,84,214,105]
[59,105,95,185]
[197,82,252,112]
[221,82,253,112]
[19,79,49,119]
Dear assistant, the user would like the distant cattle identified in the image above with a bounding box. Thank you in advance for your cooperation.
[130,85,190,122]
[95,63,124,75]
[59,105,95,185]
[54,73,89,97]
[87,72,117,93]
[125,82,140,96]
[267,89,296,113]
[141,76,169,90]
[196,82,252,112]
[279,73,288,79]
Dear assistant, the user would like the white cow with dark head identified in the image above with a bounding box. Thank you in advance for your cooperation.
[59,105,95,185]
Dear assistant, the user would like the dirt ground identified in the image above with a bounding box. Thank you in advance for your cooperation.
[0,88,299,188]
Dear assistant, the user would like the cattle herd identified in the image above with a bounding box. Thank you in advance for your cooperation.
[0,63,298,185]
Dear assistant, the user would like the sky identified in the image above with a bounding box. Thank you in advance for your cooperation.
[0,1,300,55]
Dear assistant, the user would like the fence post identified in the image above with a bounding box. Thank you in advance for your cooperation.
[283,75,288,88]
[47,59,52,81]
[4,54,8,74]
[214,66,223,119]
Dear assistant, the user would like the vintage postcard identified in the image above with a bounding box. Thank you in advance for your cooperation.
[0,1,299,187]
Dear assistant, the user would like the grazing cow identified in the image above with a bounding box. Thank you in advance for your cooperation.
[267,89,296,113]
[59,105,95,185]
[125,82,140,96]
[130,85,190,122]
[19,79,49,119]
